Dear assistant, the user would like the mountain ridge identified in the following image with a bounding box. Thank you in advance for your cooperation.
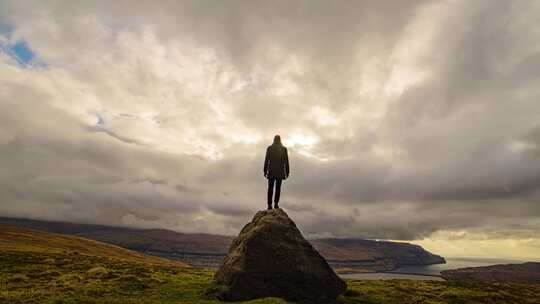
[0,224,185,267]
[0,216,445,271]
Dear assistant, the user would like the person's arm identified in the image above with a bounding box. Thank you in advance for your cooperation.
[263,147,269,177]
[284,147,289,178]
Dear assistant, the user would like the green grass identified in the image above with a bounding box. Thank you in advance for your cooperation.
[1,250,539,304]
[0,224,184,267]
[0,251,286,304]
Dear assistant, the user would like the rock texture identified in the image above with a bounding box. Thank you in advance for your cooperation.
[441,262,540,283]
[210,208,347,302]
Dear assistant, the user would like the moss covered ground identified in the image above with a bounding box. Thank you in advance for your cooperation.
[1,250,539,304]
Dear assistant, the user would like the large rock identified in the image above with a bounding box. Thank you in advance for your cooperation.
[210,208,347,302]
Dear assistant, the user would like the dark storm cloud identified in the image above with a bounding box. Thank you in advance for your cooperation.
[1,0,540,250]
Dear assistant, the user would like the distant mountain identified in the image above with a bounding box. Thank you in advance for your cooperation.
[441,262,540,283]
[0,217,444,271]
[0,224,185,267]
[310,238,445,270]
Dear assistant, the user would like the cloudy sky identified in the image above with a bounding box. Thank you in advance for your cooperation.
[1,0,540,259]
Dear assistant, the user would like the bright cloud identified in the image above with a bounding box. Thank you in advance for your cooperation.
[1,0,540,259]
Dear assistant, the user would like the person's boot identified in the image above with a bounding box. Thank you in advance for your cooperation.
[274,202,279,209]
[267,204,272,210]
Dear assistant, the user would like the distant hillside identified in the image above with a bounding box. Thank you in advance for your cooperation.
[0,217,231,255]
[0,217,444,271]
[0,224,185,267]
[442,262,540,283]
[311,238,445,270]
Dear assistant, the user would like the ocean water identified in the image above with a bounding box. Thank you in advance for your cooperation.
[339,257,526,281]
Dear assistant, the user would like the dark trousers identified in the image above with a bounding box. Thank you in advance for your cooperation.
[267,178,282,205]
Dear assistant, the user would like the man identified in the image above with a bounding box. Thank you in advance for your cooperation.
[263,135,290,210]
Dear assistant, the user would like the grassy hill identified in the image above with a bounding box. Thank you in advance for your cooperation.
[1,225,540,303]
[0,224,184,267]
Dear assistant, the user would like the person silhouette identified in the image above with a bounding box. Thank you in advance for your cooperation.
[263,135,290,210]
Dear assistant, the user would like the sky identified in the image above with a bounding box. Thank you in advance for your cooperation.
[1,0,540,260]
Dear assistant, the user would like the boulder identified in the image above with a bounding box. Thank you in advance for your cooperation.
[210,208,347,302]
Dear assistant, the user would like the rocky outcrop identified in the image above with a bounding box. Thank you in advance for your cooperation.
[209,209,347,302]
[441,262,540,283]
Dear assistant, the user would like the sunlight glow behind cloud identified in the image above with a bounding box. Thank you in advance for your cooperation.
[1,0,540,259]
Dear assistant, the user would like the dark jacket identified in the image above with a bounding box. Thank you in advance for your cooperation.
[263,143,290,179]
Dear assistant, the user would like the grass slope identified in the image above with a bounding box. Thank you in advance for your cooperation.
[0,224,184,267]
[1,225,539,304]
